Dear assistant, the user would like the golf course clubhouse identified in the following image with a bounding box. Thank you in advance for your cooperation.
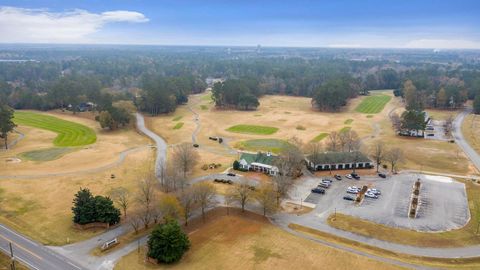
[238,152,279,176]
[305,151,373,171]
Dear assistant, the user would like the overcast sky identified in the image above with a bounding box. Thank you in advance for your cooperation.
[0,0,479,49]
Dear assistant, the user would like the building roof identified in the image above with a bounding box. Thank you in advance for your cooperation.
[239,152,277,166]
[306,151,371,165]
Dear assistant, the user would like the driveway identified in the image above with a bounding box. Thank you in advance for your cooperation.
[453,108,480,172]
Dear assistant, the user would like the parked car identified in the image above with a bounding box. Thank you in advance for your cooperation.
[226,180,233,185]
[365,192,379,199]
[227,172,236,177]
[352,174,360,180]
[426,127,434,131]
[378,173,387,178]
[334,174,342,180]
[318,183,330,189]
[345,174,353,179]
[321,179,333,183]
[346,187,359,194]
[193,144,199,147]
[427,133,435,137]
[351,173,358,177]
[343,195,355,201]
[368,188,381,195]
[311,188,326,194]
[213,179,222,183]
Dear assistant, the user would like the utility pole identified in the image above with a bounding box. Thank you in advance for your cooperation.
[9,242,16,270]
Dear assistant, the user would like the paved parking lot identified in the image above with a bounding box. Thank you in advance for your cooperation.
[296,173,469,232]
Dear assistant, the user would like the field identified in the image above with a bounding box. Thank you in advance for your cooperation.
[326,180,480,247]
[226,124,279,135]
[0,252,27,270]
[355,94,392,114]
[115,208,402,270]
[14,111,96,147]
[235,139,292,154]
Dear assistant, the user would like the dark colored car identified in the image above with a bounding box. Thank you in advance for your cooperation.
[351,173,360,180]
[193,144,199,147]
[343,195,355,201]
[322,179,333,183]
[334,174,342,180]
[427,133,435,136]
[227,172,236,177]
[378,173,387,178]
[311,188,325,194]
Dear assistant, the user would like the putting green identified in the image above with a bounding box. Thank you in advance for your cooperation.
[20,148,74,161]
[235,139,292,154]
[226,124,278,135]
[14,111,96,147]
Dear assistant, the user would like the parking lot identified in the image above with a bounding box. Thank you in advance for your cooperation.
[299,173,469,232]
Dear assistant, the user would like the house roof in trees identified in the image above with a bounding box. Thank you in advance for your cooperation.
[306,151,371,165]
[239,152,277,166]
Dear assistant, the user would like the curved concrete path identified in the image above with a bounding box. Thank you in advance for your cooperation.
[453,108,480,172]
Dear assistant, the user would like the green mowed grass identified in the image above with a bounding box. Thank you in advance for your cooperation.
[14,111,96,147]
[339,126,351,133]
[355,94,392,114]
[173,122,184,130]
[236,139,292,154]
[226,125,279,135]
[344,119,354,125]
[172,115,183,121]
[312,133,329,142]
[20,147,74,161]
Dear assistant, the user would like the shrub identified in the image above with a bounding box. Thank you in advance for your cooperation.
[148,220,190,263]
[72,188,121,225]
[233,160,240,170]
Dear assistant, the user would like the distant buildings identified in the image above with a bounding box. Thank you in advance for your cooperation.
[237,152,279,176]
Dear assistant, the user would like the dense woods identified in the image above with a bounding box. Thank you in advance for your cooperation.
[0,46,480,114]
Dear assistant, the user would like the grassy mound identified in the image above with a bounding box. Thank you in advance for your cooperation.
[14,111,96,147]
[236,139,292,154]
[355,94,392,114]
[20,147,74,161]
[226,124,279,135]
[312,133,329,142]
[173,122,184,129]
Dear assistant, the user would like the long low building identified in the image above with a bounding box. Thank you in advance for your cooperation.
[237,152,279,176]
[305,151,373,171]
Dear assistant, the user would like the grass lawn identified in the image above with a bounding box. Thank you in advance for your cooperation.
[327,180,480,247]
[14,111,96,147]
[115,208,402,270]
[226,124,279,135]
[20,147,74,161]
[172,116,183,121]
[235,139,292,154]
[355,95,392,114]
[344,119,354,125]
[339,126,351,133]
[173,122,184,130]
[311,132,329,142]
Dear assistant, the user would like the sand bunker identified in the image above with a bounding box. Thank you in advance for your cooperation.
[5,157,21,164]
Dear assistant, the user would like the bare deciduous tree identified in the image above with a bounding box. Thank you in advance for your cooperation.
[255,183,277,216]
[138,177,156,228]
[345,130,360,152]
[272,173,292,205]
[109,187,130,219]
[171,142,200,179]
[370,141,385,172]
[178,187,197,226]
[231,179,254,212]
[276,137,305,177]
[129,214,141,234]
[327,131,339,151]
[385,147,404,173]
[390,112,402,133]
[444,115,454,137]
[159,194,183,221]
[193,182,216,221]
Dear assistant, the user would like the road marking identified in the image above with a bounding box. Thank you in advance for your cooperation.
[0,245,40,270]
[0,225,39,247]
[0,234,43,260]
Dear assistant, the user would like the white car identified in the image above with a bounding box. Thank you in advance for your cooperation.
[346,187,360,194]
[368,188,381,195]
[365,192,379,199]
[345,174,353,179]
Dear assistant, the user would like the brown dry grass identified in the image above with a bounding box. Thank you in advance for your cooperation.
[290,223,480,270]
[0,149,156,245]
[0,252,27,270]
[326,180,480,247]
[462,114,480,157]
[114,208,403,270]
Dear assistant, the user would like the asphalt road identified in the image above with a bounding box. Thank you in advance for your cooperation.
[135,112,167,178]
[453,108,480,172]
[0,224,85,270]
